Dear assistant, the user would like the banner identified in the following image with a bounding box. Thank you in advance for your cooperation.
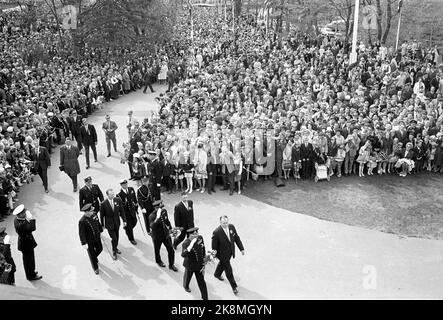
[362,5,377,30]
[60,5,77,30]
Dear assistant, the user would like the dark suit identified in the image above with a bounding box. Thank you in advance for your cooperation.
[300,142,314,179]
[173,200,194,248]
[99,198,126,252]
[68,115,83,151]
[137,184,154,233]
[182,236,208,300]
[32,146,51,190]
[79,184,104,213]
[117,187,138,242]
[80,124,98,166]
[149,208,175,266]
[211,224,244,290]
[14,218,38,280]
[79,214,103,271]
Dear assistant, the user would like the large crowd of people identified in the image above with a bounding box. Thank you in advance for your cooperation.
[123,10,443,197]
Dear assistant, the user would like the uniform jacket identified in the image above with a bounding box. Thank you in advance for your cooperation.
[79,184,104,212]
[60,145,80,176]
[148,209,172,240]
[174,200,194,231]
[149,158,163,185]
[137,185,154,213]
[14,218,37,252]
[117,187,138,218]
[182,236,206,271]
[300,143,314,161]
[79,214,103,246]
[99,198,126,230]
[211,224,244,262]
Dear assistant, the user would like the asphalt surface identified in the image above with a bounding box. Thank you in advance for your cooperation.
[1,85,443,300]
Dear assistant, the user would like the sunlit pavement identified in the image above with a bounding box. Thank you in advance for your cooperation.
[1,85,443,300]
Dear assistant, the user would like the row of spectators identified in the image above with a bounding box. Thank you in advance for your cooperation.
[123,9,443,196]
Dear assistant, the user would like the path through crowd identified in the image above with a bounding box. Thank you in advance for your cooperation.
[1,85,443,299]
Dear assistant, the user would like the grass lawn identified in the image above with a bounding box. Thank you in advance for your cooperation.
[242,172,443,240]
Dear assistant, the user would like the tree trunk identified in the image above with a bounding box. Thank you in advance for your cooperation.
[381,0,393,44]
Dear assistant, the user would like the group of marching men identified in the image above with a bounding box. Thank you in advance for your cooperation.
[78,175,245,300]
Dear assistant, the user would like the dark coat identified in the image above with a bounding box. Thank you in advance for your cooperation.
[32,146,51,170]
[117,187,138,218]
[80,124,97,146]
[79,214,103,246]
[300,142,314,161]
[60,145,80,176]
[79,184,104,212]
[99,198,126,230]
[0,242,16,274]
[174,200,194,231]
[14,218,37,252]
[182,236,206,271]
[211,224,244,262]
[68,115,83,136]
[148,209,172,240]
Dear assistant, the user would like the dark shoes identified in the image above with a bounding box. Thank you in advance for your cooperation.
[169,265,178,272]
[107,154,111,157]
[157,262,166,268]
[112,253,117,260]
[29,275,43,281]
[215,275,224,281]
[130,240,137,245]
[94,160,98,163]
[86,166,90,169]
[115,249,122,254]
[73,188,77,192]
[45,189,49,193]
[94,269,99,275]
[184,287,191,293]
[233,287,239,295]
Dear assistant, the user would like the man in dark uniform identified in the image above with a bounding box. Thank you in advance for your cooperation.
[148,200,178,271]
[211,215,245,295]
[79,176,104,214]
[148,150,163,200]
[137,176,154,235]
[181,227,208,300]
[117,179,138,245]
[173,192,194,250]
[0,227,16,285]
[13,204,42,281]
[100,189,126,260]
[78,203,103,274]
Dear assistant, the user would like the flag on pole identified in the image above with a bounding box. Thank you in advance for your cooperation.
[362,5,377,30]
[397,0,403,13]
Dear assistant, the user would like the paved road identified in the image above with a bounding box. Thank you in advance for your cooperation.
[1,85,443,299]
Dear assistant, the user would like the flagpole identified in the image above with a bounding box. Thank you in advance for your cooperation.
[395,5,402,51]
[349,0,360,65]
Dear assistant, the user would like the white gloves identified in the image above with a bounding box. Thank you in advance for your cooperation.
[156,183,161,187]
[3,235,10,245]
[25,210,32,220]
[156,208,162,218]
[187,238,197,252]
[141,209,147,214]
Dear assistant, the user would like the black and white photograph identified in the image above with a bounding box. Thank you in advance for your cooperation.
[0,0,443,311]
